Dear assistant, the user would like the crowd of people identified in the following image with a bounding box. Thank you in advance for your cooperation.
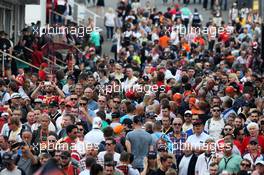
[0,0,264,175]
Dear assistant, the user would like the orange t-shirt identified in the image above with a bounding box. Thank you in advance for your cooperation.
[159,35,170,48]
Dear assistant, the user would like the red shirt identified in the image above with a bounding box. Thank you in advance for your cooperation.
[241,135,264,154]
[62,164,80,175]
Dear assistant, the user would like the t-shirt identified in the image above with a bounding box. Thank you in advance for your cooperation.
[79,169,90,175]
[178,155,192,175]
[204,118,225,141]
[186,132,210,150]
[0,166,25,175]
[126,129,152,169]
[98,151,120,165]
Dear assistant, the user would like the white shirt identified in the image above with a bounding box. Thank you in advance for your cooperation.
[79,169,90,175]
[186,132,210,150]
[243,153,264,169]
[195,153,214,175]
[105,13,116,27]
[122,76,138,91]
[31,122,56,132]
[178,155,192,175]
[0,91,10,105]
[98,151,120,165]
[204,118,225,141]
[84,128,105,145]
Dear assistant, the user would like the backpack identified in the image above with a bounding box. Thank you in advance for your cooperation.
[192,13,201,25]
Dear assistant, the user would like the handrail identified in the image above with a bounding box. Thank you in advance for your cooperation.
[24,46,66,66]
[0,50,40,70]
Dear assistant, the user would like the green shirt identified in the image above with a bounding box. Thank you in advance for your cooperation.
[218,154,242,174]
[90,31,101,47]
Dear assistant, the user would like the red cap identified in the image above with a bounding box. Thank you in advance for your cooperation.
[125,90,135,99]
[40,63,48,68]
[66,101,74,107]
[225,86,235,94]
[172,93,182,102]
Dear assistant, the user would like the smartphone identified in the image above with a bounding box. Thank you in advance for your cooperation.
[44,81,51,86]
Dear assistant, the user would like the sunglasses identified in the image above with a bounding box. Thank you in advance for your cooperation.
[173,123,182,126]
[79,103,87,106]
[71,98,78,101]
[61,156,69,160]
[158,149,167,152]
[48,140,56,143]
[212,109,221,112]
[113,100,121,104]
[106,143,113,146]
[241,163,250,167]
[224,128,232,131]
[98,100,105,103]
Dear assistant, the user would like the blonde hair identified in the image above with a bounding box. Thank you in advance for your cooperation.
[108,7,114,13]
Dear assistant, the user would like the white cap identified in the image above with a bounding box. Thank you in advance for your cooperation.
[184,110,192,115]
[255,160,264,166]
[1,112,9,117]
[11,93,21,99]
[92,117,102,129]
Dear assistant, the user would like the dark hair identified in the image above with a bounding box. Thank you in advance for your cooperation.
[90,163,103,175]
[66,124,78,135]
[160,154,173,163]
[119,152,130,162]
[85,156,96,168]
[103,127,114,137]
[105,137,116,145]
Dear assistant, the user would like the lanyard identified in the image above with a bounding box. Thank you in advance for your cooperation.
[205,156,212,170]
[224,156,233,169]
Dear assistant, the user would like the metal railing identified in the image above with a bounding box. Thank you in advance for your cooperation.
[0,49,40,76]
[24,46,66,67]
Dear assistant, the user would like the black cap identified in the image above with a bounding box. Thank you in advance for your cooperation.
[142,75,149,81]
[147,151,157,159]
[61,151,71,158]
[2,152,15,161]
[49,101,59,107]
[111,112,120,118]
[67,75,76,81]
[157,144,168,152]
[109,59,115,64]
[249,138,258,145]
[193,119,203,126]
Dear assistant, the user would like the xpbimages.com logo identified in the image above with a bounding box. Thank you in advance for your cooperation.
[32,24,102,37]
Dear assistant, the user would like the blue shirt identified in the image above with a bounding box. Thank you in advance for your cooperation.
[88,100,98,111]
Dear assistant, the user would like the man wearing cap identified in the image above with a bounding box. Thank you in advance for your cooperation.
[0,152,25,175]
[60,150,80,175]
[252,160,264,175]
[182,110,193,132]
[84,117,105,145]
[62,74,76,96]
[48,101,61,125]
[186,119,210,153]
[0,31,13,55]
[243,138,263,168]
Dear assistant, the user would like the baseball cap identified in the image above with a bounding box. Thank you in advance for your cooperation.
[193,119,203,126]
[147,151,157,159]
[11,93,21,99]
[49,101,59,108]
[111,112,120,119]
[66,101,74,107]
[92,117,102,129]
[67,75,76,81]
[249,138,258,145]
[34,98,43,103]
[157,145,168,152]
[2,152,15,162]
[255,160,264,166]
[184,110,192,115]
[1,112,9,118]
